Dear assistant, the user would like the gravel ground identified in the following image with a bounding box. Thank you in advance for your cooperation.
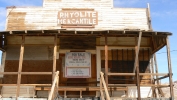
[162,81,177,100]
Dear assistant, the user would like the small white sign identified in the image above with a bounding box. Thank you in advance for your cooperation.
[66,68,90,78]
[65,52,91,78]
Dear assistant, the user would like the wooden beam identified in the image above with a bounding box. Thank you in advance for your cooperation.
[52,34,57,81]
[166,36,174,100]
[48,71,59,100]
[105,34,108,87]
[134,32,142,100]
[108,73,135,76]
[154,75,169,81]
[133,32,142,73]
[136,62,141,100]
[150,56,156,97]
[139,73,168,76]
[21,72,52,75]
[100,72,110,100]
[109,84,136,86]
[16,35,25,99]
[108,73,168,76]
[100,73,104,100]
[147,3,152,30]
[0,72,52,75]
[0,84,51,86]
[0,52,6,78]
[0,72,167,76]
[108,84,169,87]
[154,54,165,97]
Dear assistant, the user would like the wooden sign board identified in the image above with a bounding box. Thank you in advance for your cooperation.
[65,52,91,78]
[58,10,98,26]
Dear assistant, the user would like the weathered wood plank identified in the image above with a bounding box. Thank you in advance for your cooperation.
[6,3,149,31]
[16,35,25,99]
[52,34,57,81]
[166,36,174,99]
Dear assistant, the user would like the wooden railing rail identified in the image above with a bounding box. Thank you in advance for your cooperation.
[48,71,59,100]
[100,72,110,100]
[107,73,168,76]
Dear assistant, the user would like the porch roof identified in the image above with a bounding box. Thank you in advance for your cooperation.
[0,29,172,36]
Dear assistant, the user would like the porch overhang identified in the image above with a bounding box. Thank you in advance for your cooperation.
[0,29,172,54]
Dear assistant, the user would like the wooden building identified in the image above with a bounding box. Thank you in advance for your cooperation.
[0,0,174,100]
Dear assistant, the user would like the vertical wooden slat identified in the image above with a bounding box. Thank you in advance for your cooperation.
[166,36,174,100]
[134,32,142,100]
[16,35,25,99]
[53,34,57,81]
[105,35,108,87]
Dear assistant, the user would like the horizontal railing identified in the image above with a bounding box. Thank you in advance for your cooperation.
[0,72,52,75]
[108,73,169,76]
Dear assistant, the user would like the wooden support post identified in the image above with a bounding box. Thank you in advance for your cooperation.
[147,3,152,30]
[105,35,108,87]
[166,36,174,100]
[0,52,6,78]
[53,34,57,81]
[136,63,141,100]
[150,56,156,97]
[16,35,25,100]
[134,32,142,100]
[133,32,142,73]
[154,54,164,97]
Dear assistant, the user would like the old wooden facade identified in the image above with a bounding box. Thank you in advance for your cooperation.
[0,0,174,100]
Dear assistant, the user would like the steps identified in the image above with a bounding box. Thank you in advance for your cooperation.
[57,97,171,100]
[58,97,99,100]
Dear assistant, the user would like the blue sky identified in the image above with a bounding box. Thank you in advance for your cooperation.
[0,0,176,82]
